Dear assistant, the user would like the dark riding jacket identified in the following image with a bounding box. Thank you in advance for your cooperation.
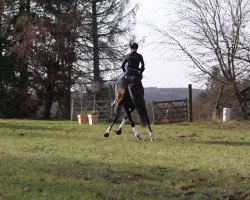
[121,51,145,79]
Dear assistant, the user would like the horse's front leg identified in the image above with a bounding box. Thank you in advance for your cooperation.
[104,104,121,138]
[115,106,135,135]
[115,115,127,135]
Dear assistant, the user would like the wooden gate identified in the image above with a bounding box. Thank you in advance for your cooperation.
[152,99,188,124]
[152,84,193,124]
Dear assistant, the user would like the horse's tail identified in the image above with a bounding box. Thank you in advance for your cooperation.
[128,84,148,126]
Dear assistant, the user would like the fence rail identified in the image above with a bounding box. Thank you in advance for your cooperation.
[152,99,188,124]
[152,84,193,124]
[71,85,193,123]
[71,99,113,121]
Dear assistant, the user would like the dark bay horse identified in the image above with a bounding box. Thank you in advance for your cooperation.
[104,76,154,141]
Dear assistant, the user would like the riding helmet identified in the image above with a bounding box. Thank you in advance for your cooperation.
[130,42,138,49]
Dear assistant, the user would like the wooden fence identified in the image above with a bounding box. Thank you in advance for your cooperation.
[71,99,113,121]
[71,98,192,124]
[71,84,194,123]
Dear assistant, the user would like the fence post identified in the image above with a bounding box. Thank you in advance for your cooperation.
[110,99,114,120]
[71,98,74,121]
[188,84,193,122]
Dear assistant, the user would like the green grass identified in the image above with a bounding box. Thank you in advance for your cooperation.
[0,119,249,200]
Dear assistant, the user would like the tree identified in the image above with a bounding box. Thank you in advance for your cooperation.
[0,0,38,117]
[32,0,84,118]
[155,0,250,119]
[0,0,138,119]
[80,0,137,98]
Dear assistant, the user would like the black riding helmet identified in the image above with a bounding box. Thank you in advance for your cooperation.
[130,42,138,49]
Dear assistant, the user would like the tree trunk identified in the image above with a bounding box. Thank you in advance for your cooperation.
[18,63,29,117]
[61,63,72,119]
[44,63,55,119]
[232,83,248,120]
[212,85,224,121]
[91,0,100,82]
[15,0,33,117]
[0,14,2,59]
[26,0,30,11]
[44,88,53,119]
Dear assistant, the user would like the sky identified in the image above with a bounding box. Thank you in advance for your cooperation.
[130,0,204,89]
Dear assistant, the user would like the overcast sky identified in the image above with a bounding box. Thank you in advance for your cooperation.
[130,0,204,89]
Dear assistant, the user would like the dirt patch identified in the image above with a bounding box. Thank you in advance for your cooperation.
[102,169,147,184]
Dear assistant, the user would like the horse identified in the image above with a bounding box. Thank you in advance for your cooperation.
[104,76,154,141]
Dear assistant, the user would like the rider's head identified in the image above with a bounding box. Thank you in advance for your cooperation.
[130,42,138,51]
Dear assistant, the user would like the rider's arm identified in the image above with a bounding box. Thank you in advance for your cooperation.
[121,55,128,72]
[140,55,145,74]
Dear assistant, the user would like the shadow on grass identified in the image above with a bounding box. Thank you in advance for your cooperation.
[0,122,107,141]
[198,140,250,147]
[192,140,250,147]
[0,122,57,132]
[0,155,249,200]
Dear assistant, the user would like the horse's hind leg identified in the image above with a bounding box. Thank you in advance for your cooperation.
[140,105,154,141]
[123,106,141,140]
[146,116,154,141]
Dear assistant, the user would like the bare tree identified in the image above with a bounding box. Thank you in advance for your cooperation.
[154,0,250,119]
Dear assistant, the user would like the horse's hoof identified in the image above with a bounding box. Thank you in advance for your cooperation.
[150,137,155,142]
[115,129,122,135]
[136,135,141,141]
[104,132,109,138]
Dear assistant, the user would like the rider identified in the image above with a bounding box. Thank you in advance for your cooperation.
[121,42,145,85]
[111,42,144,107]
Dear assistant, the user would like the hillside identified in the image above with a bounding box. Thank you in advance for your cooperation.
[144,87,203,102]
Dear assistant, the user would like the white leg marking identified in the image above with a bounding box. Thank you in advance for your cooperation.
[149,131,155,141]
[106,126,111,133]
[132,127,141,140]
[119,119,126,129]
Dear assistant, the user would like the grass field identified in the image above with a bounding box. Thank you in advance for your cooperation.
[0,119,249,200]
